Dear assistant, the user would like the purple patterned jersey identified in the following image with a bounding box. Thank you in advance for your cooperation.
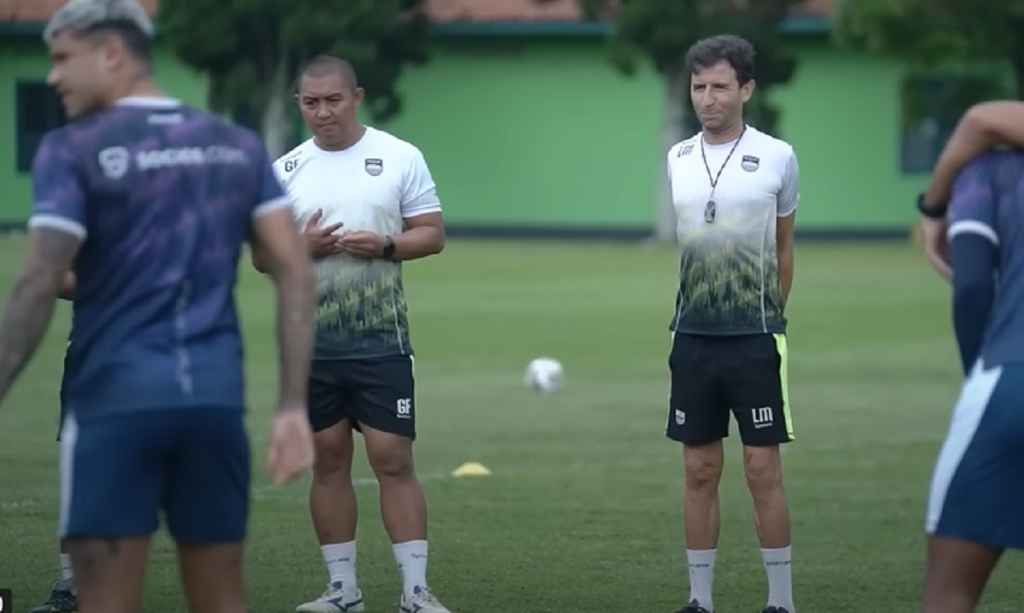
[948,150,1024,368]
[30,97,287,419]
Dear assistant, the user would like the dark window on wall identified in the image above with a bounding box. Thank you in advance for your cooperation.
[901,74,1008,174]
[16,81,66,173]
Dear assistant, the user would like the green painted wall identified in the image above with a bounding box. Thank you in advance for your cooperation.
[774,39,926,229]
[0,33,928,231]
[0,38,207,221]
[379,36,927,232]
[378,38,663,229]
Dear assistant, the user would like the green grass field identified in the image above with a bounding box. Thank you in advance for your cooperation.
[1,236,1022,612]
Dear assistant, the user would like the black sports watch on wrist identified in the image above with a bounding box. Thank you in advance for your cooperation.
[381,235,396,260]
[917,193,948,219]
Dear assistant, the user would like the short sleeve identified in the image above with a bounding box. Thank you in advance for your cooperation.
[252,144,289,219]
[400,149,442,218]
[948,156,998,246]
[271,157,288,186]
[777,151,799,217]
[29,131,88,239]
[666,145,677,190]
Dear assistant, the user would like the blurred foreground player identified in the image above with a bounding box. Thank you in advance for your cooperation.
[918,107,1024,613]
[0,1,316,612]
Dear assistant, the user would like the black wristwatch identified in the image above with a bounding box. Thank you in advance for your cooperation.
[916,193,948,219]
[381,235,396,260]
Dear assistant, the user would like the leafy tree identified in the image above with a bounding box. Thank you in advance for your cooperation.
[159,0,430,156]
[836,0,1024,97]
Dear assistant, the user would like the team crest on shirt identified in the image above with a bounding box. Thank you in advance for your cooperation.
[98,146,130,180]
[365,158,384,176]
[741,155,760,172]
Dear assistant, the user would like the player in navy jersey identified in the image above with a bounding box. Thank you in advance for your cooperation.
[916,113,1024,610]
[0,2,316,612]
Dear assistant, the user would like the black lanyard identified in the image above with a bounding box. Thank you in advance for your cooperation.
[699,125,746,224]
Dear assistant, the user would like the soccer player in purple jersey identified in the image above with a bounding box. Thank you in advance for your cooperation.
[0,2,316,612]
[915,103,1024,613]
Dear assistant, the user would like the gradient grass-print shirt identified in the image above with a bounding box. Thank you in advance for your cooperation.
[667,125,800,335]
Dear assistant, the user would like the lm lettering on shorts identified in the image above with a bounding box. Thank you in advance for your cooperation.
[752,406,774,429]
[396,398,412,419]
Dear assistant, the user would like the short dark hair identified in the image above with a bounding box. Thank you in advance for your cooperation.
[294,54,360,94]
[82,20,153,67]
[685,35,755,85]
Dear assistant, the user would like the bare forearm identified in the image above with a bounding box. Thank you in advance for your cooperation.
[926,115,992,207]
[59,271,76,301]
[0,274,60,398]
[392,224,445,261]
[778,251,794,307]
[273,264,315,410]
[926,102,1024,206]
[251,244,271,274]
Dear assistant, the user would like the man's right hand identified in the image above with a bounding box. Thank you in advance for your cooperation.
[266,406,315,486]
[303,209,345,259]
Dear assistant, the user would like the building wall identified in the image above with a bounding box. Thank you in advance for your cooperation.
[775,39,927,229]
[381,35,927,233]
[378,37,663,231]
[0,33,926,232]
[0,37,207,222]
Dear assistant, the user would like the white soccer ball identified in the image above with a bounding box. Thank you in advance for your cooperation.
[524,357,564,393]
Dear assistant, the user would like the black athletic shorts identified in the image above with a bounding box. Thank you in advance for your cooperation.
[308,355,416,439]
[666,333,793,446]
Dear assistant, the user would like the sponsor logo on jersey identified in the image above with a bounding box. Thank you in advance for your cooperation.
[678,143,695,157]
[741,155,760,172]
[136,146,249,171]
[365,158,384,176]
[98,146,130,180]
[283,157,300,173]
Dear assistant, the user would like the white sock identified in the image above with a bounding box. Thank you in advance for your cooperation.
[59,552,74,583]
[393,540,428,597]
[761,546,794,611]
[686,548,716,611]
[321,541,358,589]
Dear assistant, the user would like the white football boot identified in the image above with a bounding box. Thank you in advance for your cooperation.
[399,586,451,613]
[295,580,365,613]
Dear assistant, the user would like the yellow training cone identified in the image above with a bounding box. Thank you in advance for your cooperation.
[452,462,492,478]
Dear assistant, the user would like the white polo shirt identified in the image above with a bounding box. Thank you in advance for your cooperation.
[667,125,799,335]
[274,126,442,359]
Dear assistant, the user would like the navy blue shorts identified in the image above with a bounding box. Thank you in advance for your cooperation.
[927,361,1024,549]
[59,408,250,544]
